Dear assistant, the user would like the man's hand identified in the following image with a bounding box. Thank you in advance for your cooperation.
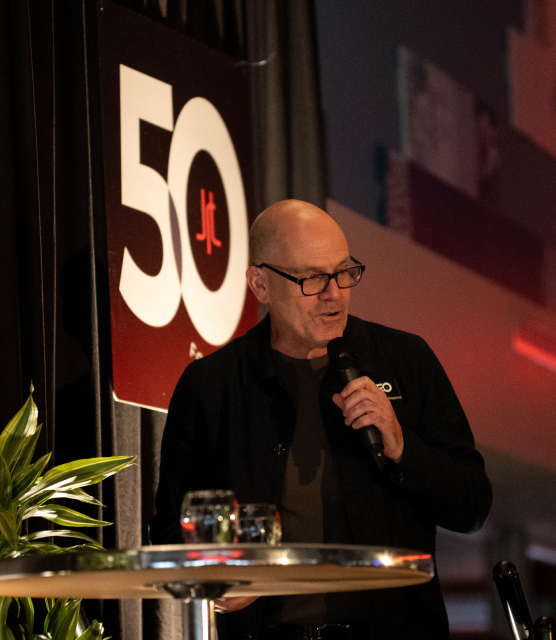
[332,376,404,463]
[213,596,259,614]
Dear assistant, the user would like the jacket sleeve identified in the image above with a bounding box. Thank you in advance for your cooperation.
[149,360,208,545]
[386,336,492,534]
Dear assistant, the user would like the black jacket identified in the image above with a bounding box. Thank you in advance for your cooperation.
[150,314,492,639]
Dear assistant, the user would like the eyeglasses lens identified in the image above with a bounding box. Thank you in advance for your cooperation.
[337,266,361,287]
[302,266,362,295]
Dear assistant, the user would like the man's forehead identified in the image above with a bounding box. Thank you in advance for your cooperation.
[289,255,351,274]
[263,211,350,268]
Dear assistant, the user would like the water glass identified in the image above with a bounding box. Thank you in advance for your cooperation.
[234,503,282,545]
[180,489,236,544]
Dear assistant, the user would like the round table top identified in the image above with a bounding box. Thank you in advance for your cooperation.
[0,544,433,599]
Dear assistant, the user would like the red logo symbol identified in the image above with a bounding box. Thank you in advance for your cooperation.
[196,188,222,255]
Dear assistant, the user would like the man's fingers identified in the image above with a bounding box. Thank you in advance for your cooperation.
[342,385,384,409]
[213,596,259,613]
[351,411,381,431]
[343,399,376,426]
[333,375,404,463]
[340,376,373,398]
[332,392,345,410]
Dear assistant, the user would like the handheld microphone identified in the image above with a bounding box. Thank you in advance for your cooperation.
[327,337,385,470]
[492,560,533,640]
[535,617,555,640]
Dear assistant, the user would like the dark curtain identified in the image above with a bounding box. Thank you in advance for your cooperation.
[0,0,324,638]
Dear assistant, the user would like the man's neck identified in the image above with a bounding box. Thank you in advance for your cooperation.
[306,347,328,359]
[269,321,332,360]
[271,339,328,360]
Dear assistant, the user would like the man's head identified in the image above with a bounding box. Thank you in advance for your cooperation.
[246,200,353,359]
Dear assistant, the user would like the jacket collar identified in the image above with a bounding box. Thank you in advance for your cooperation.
[342,314,375,378]
[239,314,278,389]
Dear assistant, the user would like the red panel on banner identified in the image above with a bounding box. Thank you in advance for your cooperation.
[97,1,258,411]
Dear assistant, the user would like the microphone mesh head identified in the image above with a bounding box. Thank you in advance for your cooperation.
[327,337,358,372]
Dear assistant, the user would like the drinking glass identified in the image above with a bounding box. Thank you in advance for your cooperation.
[180,489,236,544]
[234,503,282,545]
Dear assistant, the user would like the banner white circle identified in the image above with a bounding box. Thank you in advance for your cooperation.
[167,97,249,346]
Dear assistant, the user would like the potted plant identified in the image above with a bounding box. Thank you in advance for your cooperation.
[0,388,134,639]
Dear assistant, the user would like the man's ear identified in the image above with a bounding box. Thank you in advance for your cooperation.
[246,266,270,304]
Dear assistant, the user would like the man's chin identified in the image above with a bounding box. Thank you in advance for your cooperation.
[312,320,347,346]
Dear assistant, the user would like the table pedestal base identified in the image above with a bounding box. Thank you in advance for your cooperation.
[162,582,248,640]
[182,600,216,640]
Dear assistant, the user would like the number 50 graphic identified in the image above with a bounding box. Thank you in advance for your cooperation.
[119,65,249,346]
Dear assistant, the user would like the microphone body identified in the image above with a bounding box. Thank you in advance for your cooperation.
[327,337,386,470]
[492,560,533,640]
[535,617,555,640]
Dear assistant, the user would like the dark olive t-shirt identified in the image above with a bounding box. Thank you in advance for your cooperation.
[262,351,368,627]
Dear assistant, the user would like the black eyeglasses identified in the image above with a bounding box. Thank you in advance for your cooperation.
[255,256,365,296]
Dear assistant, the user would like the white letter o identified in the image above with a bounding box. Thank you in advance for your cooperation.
[167,97,249,346]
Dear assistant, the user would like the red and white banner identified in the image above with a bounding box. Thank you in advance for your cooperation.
[98,1,258,411]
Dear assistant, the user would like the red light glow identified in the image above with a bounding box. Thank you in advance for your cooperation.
[391,554,432,565]
[186,550,244,561]
[513,333,556,372]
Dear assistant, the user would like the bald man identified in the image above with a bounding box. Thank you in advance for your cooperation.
[150,200,491,640]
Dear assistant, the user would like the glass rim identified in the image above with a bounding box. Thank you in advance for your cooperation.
[237,503,277,508]
[236,503,278,516]
[184,489,235,499]
[181,489,236,511]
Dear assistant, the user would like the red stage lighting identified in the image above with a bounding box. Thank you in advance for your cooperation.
[513,329,556,372]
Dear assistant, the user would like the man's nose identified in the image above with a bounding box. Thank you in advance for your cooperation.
[319,276,341,298]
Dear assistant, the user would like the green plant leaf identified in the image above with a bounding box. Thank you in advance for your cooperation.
[59,604,80,640]
[0,542,11,561]
[43,598,65,633]
[21,530,103,550]
[23,486,104,512]
[23,491,57,514]
[44,599,80,640]
[16,543,64,557]
[0,392,39,474]
[21,457,134,504]
[11,426,42,480]
[0,456,12,509]
[43,599,62,637]
[23,505,110,528]
[11,453,51,502]
[77,620,106,640]
[1,627,15,640]
[63,544,102,553]
[0,506,19,550]
[18,597,34,636]
[49,488,103,507]
[0,396,132,640]
[0,597,12,640]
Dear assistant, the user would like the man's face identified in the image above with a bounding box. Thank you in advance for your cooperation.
[264,220,351,358]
